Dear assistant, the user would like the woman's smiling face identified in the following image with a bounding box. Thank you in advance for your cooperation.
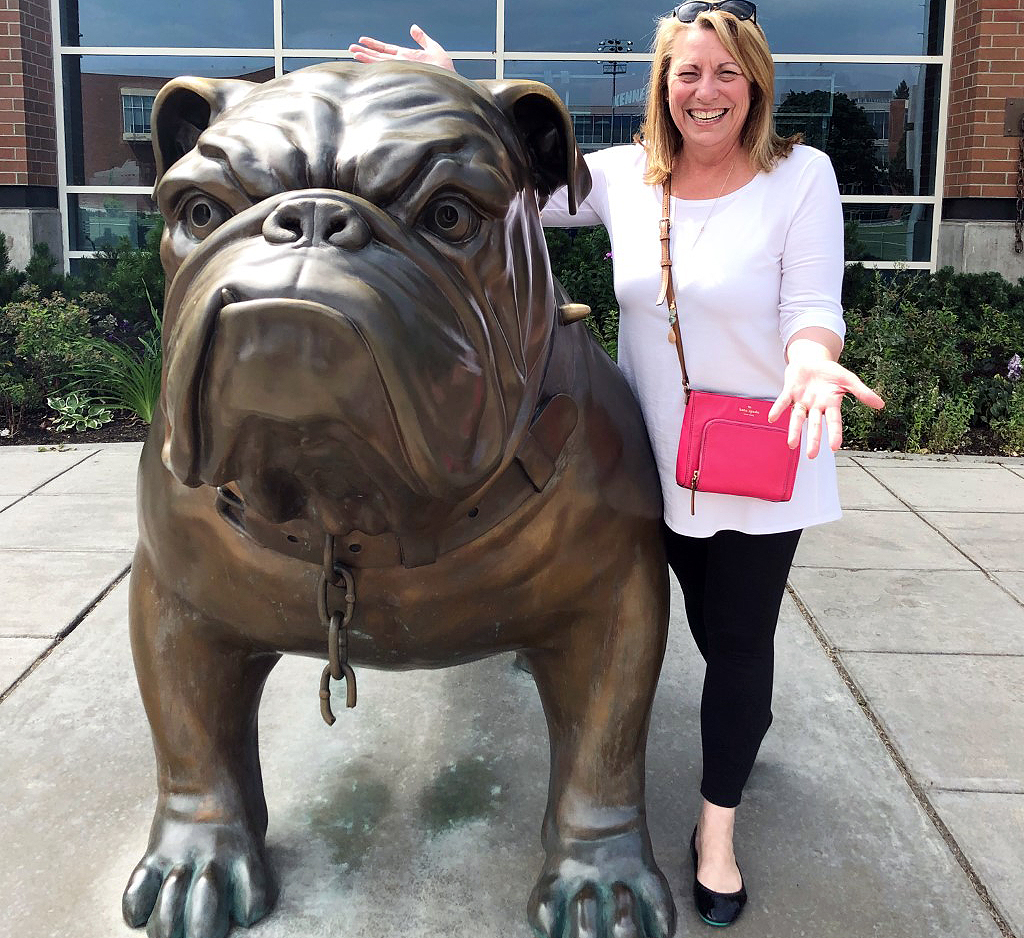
[666,25,752,156]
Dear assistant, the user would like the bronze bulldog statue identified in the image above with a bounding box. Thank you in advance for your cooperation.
[123,61,675,938]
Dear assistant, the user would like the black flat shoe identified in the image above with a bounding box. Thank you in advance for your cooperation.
[690,826,747,927]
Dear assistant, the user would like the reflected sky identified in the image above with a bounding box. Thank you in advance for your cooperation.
[283,0,495,51]
[68,0,274,47]
[65,0,942,56]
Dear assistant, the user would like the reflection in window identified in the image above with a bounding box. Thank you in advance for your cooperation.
[69,193,161,251]
[121,91,154,141]
[504,61,649,154]
[773,64,939,197]
[63,56,274,188]
[283,0,495,51]
[504,0,944,55]
[844,204,933,262]
[63,0,274,48]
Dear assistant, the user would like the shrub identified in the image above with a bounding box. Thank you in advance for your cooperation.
[46,391,114,432]
[546,227,618,358]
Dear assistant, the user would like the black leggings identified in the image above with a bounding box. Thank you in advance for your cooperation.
[664,525,802,809]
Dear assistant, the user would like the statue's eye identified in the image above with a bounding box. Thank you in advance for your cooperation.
[181,195,230,240]
[421,197,480,243]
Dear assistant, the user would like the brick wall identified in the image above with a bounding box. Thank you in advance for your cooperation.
[945,0,1024,200]
[0,0,57,188]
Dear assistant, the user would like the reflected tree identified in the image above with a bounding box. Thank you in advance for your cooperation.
[775,90,883,195]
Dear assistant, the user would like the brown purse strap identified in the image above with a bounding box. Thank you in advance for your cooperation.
[657,176,690,396]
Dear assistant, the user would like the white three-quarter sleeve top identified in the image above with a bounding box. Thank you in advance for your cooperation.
[542,143,847,537]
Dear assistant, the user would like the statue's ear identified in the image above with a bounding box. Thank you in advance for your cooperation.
[151,77,255,182]
[479,79,591,214]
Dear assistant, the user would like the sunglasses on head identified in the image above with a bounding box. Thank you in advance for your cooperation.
[674,1,757,25]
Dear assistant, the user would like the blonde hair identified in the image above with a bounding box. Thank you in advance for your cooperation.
[636,10,799,186]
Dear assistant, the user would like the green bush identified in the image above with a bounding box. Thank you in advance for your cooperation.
[0,286,100,434]
[840,265,1024,454]
[545,227,618,357]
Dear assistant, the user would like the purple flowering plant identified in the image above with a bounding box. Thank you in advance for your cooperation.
[1009,353,1022,382]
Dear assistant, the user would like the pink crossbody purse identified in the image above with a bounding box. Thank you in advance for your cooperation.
[658,182,799,515]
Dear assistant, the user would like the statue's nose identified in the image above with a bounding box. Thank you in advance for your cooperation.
[262,197,371,251]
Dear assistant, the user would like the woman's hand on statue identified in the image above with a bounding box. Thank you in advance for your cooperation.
[769,347,885,459]
[349,25,455,72]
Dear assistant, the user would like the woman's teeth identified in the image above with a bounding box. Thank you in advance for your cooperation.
[690,109,727,122]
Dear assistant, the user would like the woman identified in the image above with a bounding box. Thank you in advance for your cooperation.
[352,3,883,927]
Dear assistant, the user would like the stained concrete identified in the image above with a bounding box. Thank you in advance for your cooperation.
[36,444,143,495]
[1,443,1021,938]
[0,446,96,496]
[0,584,1005,938]
[0,492,138,551]
[930,791,1024,937]
[994,571,1024,604]
[863,464,1024,512]
[0,636,51,694]
[788,568,1024,654]
[0,550,132,637]
[793,509,975,571]
[841,652,1024,793]
[923,512,1024,572]
[835,464,904,510]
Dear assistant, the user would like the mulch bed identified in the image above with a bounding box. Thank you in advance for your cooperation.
[0,413,149,447]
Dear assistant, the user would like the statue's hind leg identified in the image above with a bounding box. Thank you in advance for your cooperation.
[525,536,676,938]
[122,549,281,938]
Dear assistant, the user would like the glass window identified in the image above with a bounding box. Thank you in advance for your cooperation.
[63,56,274,188]
[283,0,495,52]
[774,64,941,197]
[844,203,934,262]
[503,61,649,153]
[504,0,944,56]
[283,58,496,79]
[69,193,160,251]
[62,0,273,48]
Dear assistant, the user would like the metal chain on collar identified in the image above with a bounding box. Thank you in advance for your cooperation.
[1015,115,1024,255]
[317,534,357,724]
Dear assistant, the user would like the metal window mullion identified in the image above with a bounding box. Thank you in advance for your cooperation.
[59,46,276,56]
[66,185,154,194]
[273,0,283,76]
[495,0,505,79]
[929,0,956,273]
[49,0,71,270]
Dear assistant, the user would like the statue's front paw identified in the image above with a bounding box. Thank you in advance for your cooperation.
[123,814,275,938]
[528,833,675,938]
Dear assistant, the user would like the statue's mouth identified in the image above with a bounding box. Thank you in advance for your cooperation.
[161,289,366,489]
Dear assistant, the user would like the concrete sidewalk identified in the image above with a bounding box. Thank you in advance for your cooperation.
[0,441,1021,938]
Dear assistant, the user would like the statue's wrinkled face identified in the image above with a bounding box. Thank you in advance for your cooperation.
[152,63,586,536]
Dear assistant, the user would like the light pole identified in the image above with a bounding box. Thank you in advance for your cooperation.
[598,38,632,142]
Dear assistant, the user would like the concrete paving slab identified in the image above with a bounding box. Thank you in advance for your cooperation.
[793,510,976,571]
[0,581,1002,938]
[864,464,1024,512]
[851,453,959,466]
[842,651,1024,792]
[0,445,96,496]
[0,493,137,551]
[930,790,1024,937]
[788,568,1024,654]
[0,636,51,693]
[993,571,1024,604]
[836,464,905,510]
[923,512,1024,572]
[36,445,142,495]
[0,494,18,511]
[0,550,131,637]
[1010,466,1024,481]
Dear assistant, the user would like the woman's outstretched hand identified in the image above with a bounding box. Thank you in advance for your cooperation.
[349,24,455,72]
[768,331,885,459]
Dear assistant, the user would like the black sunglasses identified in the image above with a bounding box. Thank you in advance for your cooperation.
[674,1,757,25]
